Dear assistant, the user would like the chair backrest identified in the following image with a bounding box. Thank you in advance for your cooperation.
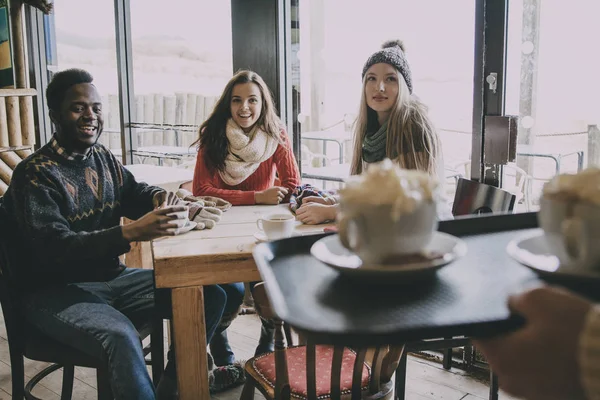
[503,163,533,210]
[252,283,403,400]
[503,163,527,194]
[452,178,516,217]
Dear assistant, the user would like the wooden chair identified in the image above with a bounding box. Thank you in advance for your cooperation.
[449,160,532,212]
[452,177,516,217]
[241,283,404,400]
[0,204,164,399]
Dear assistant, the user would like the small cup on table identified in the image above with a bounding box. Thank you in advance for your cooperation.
[257,213,296,240]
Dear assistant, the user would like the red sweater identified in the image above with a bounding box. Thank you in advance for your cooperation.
[192,129,300,205]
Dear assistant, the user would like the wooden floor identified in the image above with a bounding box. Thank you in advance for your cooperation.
[0,311,519,399]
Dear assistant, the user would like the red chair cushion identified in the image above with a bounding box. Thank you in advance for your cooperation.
[248,345,370,399]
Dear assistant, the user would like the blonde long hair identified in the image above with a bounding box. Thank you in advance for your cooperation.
[350,71,440,177]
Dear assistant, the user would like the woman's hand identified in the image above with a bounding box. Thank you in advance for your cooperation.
[296,203,337,225]
[302,195,337,206]
[255,186,288,205]
[472,286,592,400]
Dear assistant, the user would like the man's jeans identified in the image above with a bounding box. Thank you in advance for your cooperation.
[21,268,226,400]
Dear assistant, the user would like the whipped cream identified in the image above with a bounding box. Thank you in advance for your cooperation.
[543,167,600,206]
[339,158,438,220]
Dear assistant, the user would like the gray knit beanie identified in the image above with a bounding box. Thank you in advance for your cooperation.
[362,40,413,94]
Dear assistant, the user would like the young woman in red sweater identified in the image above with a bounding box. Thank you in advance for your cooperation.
[192,70,300,205]
[191,70,300,365]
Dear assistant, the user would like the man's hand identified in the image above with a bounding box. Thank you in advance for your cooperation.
[296,203,337,225]
[255,186,288,205]
[122,205,188,242]
[152,191,167,209]
[152,191,182,209]
[472,286,592,400]
[302,195,337,206]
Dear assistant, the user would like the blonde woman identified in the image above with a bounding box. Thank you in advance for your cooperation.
[296,40,445,224]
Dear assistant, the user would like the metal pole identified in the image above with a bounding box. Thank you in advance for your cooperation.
[114,0,135,165]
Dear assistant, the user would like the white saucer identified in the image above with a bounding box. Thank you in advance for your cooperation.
[254,231,300,243]
[254,231,270,242]
[310,232,467,283]
[170,221,197,235]
[506,229,600,282]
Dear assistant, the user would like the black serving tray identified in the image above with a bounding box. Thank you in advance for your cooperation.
[253,213,543,346]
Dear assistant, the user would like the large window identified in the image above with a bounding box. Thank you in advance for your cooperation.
[34,0,600,215]
[503,0,600,211]
[46,0,121,152]
[129,0,233,165]
[41,1,233,166]
[294,0,600,215]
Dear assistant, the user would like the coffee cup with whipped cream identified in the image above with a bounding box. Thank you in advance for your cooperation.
[336,158,440,265]
[538,168,600,272]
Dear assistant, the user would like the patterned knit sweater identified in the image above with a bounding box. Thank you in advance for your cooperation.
[192,129,300,205]
[2,142,163,288]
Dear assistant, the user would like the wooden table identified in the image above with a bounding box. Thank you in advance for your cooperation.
[151,204,334,400]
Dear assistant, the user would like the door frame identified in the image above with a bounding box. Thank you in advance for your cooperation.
[472,0,510,187]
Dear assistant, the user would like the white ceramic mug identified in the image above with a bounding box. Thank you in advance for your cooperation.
[538,196,600,272]
[256,213,296,240]
[337,200,438,264]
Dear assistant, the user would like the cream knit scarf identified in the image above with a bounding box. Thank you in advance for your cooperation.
[219,119,279,186]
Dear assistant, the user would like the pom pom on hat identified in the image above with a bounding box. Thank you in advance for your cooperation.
[381,40,406,52]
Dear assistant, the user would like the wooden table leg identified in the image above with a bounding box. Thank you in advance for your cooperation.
[172,286,209,400]
[122,218,153,269]
[126,240,153,269]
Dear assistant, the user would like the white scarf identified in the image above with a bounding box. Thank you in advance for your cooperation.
[219,119,279,186]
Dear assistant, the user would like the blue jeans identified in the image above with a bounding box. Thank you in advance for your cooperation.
[209,283,245,365]
[209,281,275,365]
[21,268,226,400]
